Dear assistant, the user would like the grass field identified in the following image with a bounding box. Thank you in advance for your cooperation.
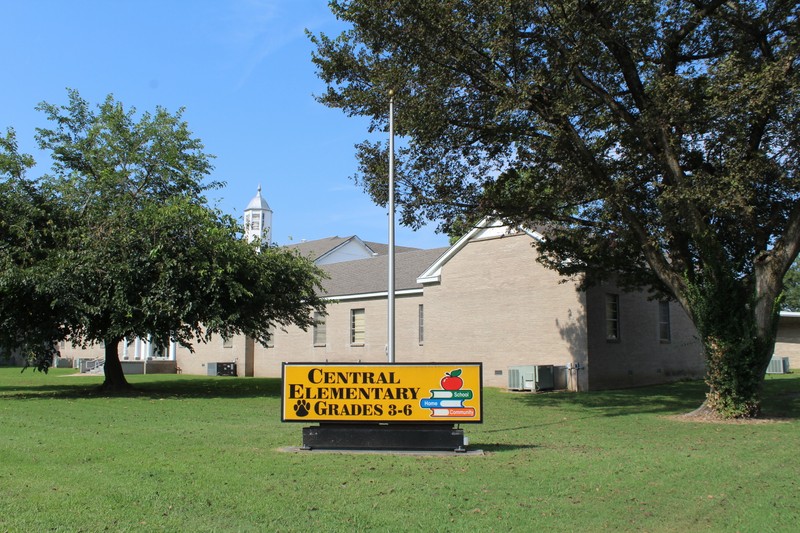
[1,368,798,532]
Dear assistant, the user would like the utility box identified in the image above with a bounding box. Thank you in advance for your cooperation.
[766,356,790,374]
[217,362,237,376]
[208,362,237,377]
[508,365,555,391]
[553,366,569,391]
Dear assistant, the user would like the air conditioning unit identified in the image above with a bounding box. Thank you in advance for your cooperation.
[553,366,568,390]
[217,362,237,376]
[508,365,555,391]
[207,362,237,376]
[534,365,555,391]
[508,365,533,390]
[766,356,790,374]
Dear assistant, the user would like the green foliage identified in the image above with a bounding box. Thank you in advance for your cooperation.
[683,273,773,418]
[782,259,800,311]
[1,369,798,531]
[445,214,480,245]
[311,0,800,417]
[0,91,326,388]
[0,133,67,366]
[0,128,35,179]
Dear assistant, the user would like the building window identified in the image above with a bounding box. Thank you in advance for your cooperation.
[350,308,365,345]
[606,294,620,341]
[222,337,233,348]
[266,325,275,348]
[313,312,326,346]
[418,304,424,345]
[658,301,671,343]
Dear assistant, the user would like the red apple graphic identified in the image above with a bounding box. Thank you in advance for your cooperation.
[440,369,463,391]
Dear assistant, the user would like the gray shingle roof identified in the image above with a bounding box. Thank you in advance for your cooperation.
[362,241,420,256]
[286,236,354,260]
[320,247,449,297]
[286,236,420,261]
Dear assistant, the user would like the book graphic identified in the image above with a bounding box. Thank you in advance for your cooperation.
[420,369,476,418]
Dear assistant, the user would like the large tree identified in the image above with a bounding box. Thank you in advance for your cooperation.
[0,91,326,390]
[0,129,67,369]
[311,0,800,418]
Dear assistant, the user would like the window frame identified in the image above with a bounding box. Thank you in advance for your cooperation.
[418,304,424,346]
[313,311,327,347]
[350,308,365,346]
[605,293,620,342]
[658,301,671,343]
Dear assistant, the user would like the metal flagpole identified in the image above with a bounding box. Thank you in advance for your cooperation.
[387,89,396,364]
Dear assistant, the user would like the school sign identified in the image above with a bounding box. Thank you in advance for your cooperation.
[282,363,483,424]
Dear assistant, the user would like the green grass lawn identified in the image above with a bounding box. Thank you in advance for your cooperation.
[1,368,798,532]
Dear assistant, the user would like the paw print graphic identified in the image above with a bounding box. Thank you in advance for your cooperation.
[293,399,311,417]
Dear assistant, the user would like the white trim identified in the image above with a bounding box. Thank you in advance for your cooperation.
[780,311,800,318]
[325,288,423,302]
[416,220,490,284]
[416,217,544,284]
[314,236,356,263]
[315,236,375,264]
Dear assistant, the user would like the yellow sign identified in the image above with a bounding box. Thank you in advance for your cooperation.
[281,363,482,423]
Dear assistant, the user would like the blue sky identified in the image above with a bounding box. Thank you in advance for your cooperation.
[1,0,449,249]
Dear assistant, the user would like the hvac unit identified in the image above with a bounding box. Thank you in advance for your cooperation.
[218,362,236,376]
[508,365,555,391]
[208,362,237,376]
[766,357,790,374]
[534,365,555,391]
[553,366,569,391]
[508,365,534,390]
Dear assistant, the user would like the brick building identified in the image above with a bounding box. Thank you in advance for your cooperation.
[56,188,797,388]
[175,216,707,390]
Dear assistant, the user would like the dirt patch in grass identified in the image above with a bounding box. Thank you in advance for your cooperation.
[666,402,792,424]
[667,413,789,424]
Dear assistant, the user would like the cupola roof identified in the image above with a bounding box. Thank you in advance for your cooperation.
[245,185,272,212]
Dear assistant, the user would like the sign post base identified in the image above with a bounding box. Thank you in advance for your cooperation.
[301,423,467,452]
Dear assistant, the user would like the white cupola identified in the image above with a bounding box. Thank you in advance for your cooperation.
[244,185,273,246]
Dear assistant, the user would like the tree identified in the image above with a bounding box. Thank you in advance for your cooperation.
[782,259,800,311]
[0,91,327,390]
[311,1,800,418]
[0,129,66,370]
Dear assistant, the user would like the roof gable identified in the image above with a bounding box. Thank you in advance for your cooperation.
[315,235,376,265]
[286,235,424,266]
[417,218,544,284]
[286,235,377,264]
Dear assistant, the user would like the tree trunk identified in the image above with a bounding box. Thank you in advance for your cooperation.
[100,337,131,391]
[686,274,778,419]
[702,331,773,418]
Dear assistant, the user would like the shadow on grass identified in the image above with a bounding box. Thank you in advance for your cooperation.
[759,373,800,419]
[0,373,283,400]
[3,370,798,420]
[509,380,707,417]
[478,443,539,453]
[509,374,800,420]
